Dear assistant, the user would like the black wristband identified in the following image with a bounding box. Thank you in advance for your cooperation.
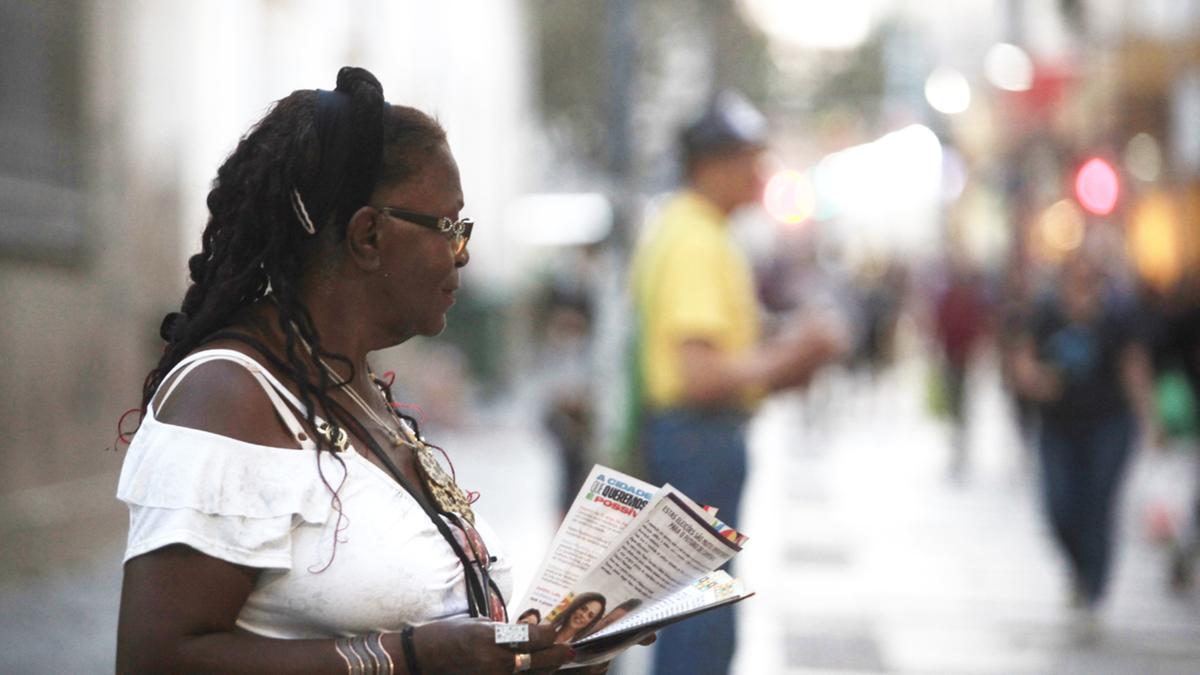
[400,626,422,675]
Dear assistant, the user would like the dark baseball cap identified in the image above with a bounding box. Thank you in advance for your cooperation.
[680,90,768,162]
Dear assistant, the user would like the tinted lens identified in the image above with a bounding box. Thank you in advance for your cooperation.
[452,220,472,255]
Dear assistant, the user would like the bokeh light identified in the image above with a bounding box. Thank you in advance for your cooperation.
[940,146,968,202]
[1129,191,1182,291]
[763,169,817,225]
[1074,157,1120,215]
[1124,132,1163,183]
[924,66,971,114]
[984,43,1034,91]
[1037,198,1086,258]
[809,124,942,224]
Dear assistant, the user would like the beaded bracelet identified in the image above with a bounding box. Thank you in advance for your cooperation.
[400,626,422,675]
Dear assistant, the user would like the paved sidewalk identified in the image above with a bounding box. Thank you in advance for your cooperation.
[733,358,1200,675]
[0,471,126,673]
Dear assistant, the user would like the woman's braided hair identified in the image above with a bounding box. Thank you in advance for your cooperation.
[142,65,446,460]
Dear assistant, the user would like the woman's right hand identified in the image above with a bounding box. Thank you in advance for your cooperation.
[393,618,575,674]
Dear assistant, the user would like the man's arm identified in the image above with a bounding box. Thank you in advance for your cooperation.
[676,316,847,407]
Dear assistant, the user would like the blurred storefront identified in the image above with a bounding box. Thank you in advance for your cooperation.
[991,1,1200,290]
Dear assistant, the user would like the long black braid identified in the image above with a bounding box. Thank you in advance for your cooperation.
[136,68,495,611]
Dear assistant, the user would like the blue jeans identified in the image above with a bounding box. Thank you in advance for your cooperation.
[1037,412,1135,605]
[642,409,747,675]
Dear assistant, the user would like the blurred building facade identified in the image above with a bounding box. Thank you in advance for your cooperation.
[0,0,537,496]
[0,0,175,494]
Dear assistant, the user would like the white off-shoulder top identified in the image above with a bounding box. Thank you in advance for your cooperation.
[116,349,512,638]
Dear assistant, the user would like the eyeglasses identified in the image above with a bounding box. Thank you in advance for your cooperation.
[375,206,473,255]
[447,513,508,621]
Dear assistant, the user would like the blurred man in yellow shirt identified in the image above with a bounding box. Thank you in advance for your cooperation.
[630,92,846,675]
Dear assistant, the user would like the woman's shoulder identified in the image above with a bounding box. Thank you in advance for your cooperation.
[153,339,304,450]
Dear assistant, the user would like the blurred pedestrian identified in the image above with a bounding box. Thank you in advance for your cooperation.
[933,254,990,479]
[1012,252,1158,630]
[853,256,907,381]
[629,91,847,675]
[1157,274,1200,591]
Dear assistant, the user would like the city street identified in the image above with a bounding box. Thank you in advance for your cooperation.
[730,356,1200,675]
[3,356,1200,673]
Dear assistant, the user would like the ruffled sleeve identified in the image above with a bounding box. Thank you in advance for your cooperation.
[117,418,341,570]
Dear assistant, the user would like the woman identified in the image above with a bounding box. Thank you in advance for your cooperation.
[1013,253,1156,627]
[550,594,606,644]
[116,67,576,674]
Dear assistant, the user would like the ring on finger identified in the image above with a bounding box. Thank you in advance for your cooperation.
[494,623,530,645]
[513,652,532,672]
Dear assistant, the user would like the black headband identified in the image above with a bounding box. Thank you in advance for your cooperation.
[294,89,357,235]
[295,74,385,236]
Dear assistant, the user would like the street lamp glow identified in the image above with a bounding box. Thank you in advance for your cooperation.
[984,43,1033,91]
[924,67,971,114]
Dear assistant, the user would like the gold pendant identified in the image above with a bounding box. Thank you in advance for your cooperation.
[415,445,474,524]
